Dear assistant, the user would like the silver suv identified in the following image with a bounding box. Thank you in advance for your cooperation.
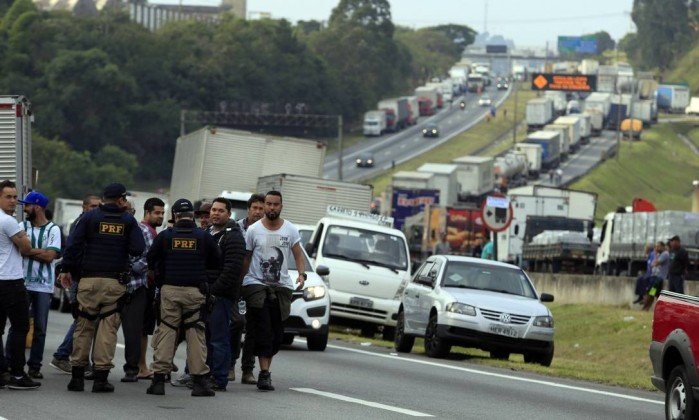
[395,255,555,366]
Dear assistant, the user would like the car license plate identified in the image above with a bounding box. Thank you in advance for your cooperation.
[350,297,374,309]
[489,324,518,338]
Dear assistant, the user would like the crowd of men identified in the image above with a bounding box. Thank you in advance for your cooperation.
[0,181,306,397]
[633,235,691,310]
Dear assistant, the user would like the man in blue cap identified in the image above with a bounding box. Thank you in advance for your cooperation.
[6,192,62,380]
[58,182,145,393]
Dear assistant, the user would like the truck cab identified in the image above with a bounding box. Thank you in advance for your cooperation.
[305,207,411,340]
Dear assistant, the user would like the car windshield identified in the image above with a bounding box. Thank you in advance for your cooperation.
[288,246,314,273]
[441,261,536,298]
[481,95,490,100]
[366,121,378,126]
[322,225,408,271]
[299,229,313,246]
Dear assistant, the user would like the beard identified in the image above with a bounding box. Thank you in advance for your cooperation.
[26,210,37,222]
[265,211,280,221]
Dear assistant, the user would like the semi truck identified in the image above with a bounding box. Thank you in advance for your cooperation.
[363,110,387,136]
[543,124,571,159]
[629,99,654,127]
[597,65,617,93]
[521,220,597,274]
[378,98,410,131]
[657,84,691,113]
[451,156,494,205]
[256,174,373,227]
[403,96,419,125]
[507,185,598,222]
[544,91,567,116]
[170,127,326,215]
[553,116,582,152]
[417,163,459,207]
[414,86,438,116]
[514,143,543,178]
[523,130,561,170]
[0,95,33,215]
[525,98,554,132]
[466,74,486,92]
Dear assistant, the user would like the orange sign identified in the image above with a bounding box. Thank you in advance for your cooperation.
[530,73,597,92]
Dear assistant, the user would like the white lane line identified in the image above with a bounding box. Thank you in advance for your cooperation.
[291,387,434,417]
[317,341,663,406]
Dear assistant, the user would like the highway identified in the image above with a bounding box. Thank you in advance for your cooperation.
[323,85,511,183]
[1,311,663,419]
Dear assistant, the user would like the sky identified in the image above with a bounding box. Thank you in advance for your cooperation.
[242,0,635,48]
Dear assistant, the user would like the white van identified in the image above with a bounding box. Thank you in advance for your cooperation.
[305,207,411,340]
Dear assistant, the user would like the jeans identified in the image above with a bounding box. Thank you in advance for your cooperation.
[24,291,52,370]
[53,322,76,360]
[668,273,685,294]
[0,280,30,376]
[206,297,232,387]
[230,309,255,372]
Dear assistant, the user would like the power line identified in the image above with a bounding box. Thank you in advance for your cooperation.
[395,12,627,27]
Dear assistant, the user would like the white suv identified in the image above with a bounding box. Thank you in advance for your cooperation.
[395,255,555,366]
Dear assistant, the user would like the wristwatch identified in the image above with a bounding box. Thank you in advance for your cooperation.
[299,273,307,280]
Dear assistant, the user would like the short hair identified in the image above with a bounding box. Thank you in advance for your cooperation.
[247,194,265,209]
[144,197,165,213]
[212,197,232,212]
[82,194,99,205]
[265,190,282,203]
[0,180,16,192]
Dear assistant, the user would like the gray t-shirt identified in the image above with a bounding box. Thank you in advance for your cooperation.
[0,209,22,280]
[652,250,670,279]
[243,220,300,290]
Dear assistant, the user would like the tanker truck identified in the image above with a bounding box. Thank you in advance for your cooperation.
[494,153,528,190]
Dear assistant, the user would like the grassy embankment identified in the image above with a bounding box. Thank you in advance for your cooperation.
[330,302,656,391]
[368,86,538,194]
[571,122,699,221]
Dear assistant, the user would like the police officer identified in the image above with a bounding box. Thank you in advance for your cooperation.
[146,199,221,397]
[59,183,145,393]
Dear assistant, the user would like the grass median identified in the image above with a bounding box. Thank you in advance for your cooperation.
[367,86,537,195]
[328,302,656,391]
[571,122,699,221]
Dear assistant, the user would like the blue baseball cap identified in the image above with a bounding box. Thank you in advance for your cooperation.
[19,191,49,208]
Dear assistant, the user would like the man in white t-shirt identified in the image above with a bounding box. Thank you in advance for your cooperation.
[14,191,61,380]
[0,180,38,390]
[241,191,305,391]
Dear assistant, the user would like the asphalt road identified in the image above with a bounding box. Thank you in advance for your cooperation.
[1,311,664,419]
[323,85,511,183]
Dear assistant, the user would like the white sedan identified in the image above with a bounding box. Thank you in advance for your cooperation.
[394,255,555,365]
[478,94,492,107]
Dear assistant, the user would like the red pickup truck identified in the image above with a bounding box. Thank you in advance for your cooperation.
[650,291,699,419]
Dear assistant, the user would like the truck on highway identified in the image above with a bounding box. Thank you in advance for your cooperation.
[597,65,617,93]
[608,102,628,130]
[466,74,486,93]
[553,116,582,152]
[514,143,543,178]
[363,110,387,136]
[596,210,699,276]
[637,76,658,100]
[414,86,438,115]
[543,124,570,159]
[521,220,597,274]
[583,110,604,135]
[685,97,699,115]
[523,130,561,170]
[494,153,528,190]
[657,84,691,113]
[584,92,612,119]
[512,63,527,81]
[579,59,599,75]
[508,185,598,222]
[525,98,554,132]
[378,98,410,132]
[629,99,654,127]
[0,95,33,209]
[451,155,495,205]
[170,127,326,214]
[650,291,699,419]
[417,163,459,207]
[577,113,592,143]
[256,174,373,227]
[403,96,419,125]
[544,91,567,116]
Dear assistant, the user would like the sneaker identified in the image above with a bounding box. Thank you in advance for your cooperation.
[50,358,72,374]
[8,375,41,390]
[241,371,256,385]
[121,371,138,383]
[257,371,274,392]
[171,373,192,388]
[28,369,43,379]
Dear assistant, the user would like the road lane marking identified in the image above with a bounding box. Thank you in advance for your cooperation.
[296,339,663,406]
[291,387,433,417]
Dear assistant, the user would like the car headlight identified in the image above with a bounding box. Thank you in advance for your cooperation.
[533,316,554,328]
[432,129,437,133]
[422,129,427,133]
[446,302,476,316]
[356,159,361,163]
[367,159,373,164]
[303,285,326,301]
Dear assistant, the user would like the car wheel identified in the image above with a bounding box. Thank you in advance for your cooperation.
[306,332,328,352]
[424,314,450,358]
[360,324,376,338]
[667,365,697,420]
[490,350,510,361]
[394,311,415,353]
[381,326,395,342]
[282,333,295,346]
[524,344,554,367]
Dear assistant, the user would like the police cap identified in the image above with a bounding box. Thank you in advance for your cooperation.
[172,198,194,213]
[103,183,127,199]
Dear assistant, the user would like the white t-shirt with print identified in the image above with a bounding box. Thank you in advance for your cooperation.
[0,209,23,280]
[20,221,61,294]
[243,219,300,290]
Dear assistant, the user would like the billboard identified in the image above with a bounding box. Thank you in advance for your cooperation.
[390,188,440,230]
[531,73,597,92]
[558,36,598,55]
[486,44,508,54]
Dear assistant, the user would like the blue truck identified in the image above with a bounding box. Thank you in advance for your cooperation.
[656,84,690,113]
[524,130,561,170]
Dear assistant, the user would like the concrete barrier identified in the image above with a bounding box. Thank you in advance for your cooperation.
[528,273,699,306]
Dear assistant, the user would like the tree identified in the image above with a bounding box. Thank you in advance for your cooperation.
[429,24,476,52]
[590,31,615,53]
[395,27,461,84]
[618,33,640,65]
[328,0,393,37]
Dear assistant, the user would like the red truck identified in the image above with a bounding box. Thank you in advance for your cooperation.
[650,291,699,419]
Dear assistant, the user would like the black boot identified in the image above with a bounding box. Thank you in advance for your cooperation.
[191,375,215,397]
[146,373,166,395]
[257,370,274,391]
[68,366,85,392]
[91,370,115,393]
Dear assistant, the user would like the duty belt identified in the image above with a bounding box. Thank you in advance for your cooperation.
[81,271,121,279]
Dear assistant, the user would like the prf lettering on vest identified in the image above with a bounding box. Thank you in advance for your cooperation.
[99,222,125,235]
[172,238,198,250]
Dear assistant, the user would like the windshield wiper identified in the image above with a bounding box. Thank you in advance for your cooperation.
[353,258,401,273]
[483,288,520,296]
[443,285,480,290]
[323,252,370,269]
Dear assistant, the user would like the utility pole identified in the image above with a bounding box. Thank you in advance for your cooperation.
[338,115,343,181]
[512,80,518,147]
[614,49,621,161]
[180,110,186,137]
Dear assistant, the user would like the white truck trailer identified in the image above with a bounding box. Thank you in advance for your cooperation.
[0,95,33,215]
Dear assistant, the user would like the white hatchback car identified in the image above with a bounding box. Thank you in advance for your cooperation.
[395,255,555,366]
[284,247,331,351]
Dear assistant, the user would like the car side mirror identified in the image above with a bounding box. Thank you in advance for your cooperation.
[304,242,314,255]
[315,265,330,276]
[540,293,554,302]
